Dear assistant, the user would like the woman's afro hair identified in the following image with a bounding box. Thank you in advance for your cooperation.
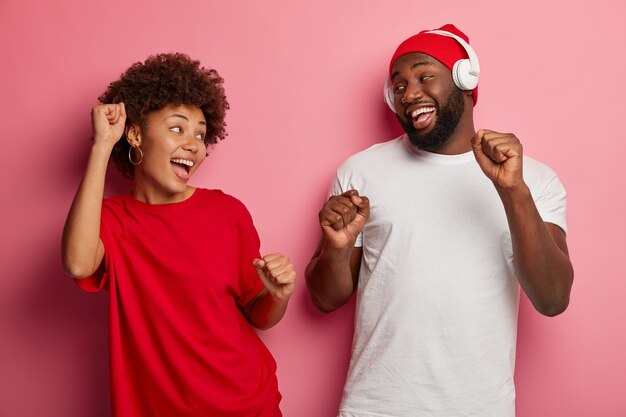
[99,53,229,178]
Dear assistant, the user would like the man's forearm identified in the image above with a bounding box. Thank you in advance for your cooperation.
[305,245,358,313]
[498,184,574,316]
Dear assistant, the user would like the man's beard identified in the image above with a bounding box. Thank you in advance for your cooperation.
[397,87,465,152]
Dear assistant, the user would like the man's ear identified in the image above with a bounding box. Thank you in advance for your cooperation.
[126,124,142,147]
[463,90,476,106]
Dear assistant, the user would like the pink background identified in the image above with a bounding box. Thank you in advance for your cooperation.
[1,0,625,416]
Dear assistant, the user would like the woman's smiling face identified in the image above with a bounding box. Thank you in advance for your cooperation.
[129,104,207,204]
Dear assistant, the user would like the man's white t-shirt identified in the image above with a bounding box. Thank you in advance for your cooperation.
[334,136,567,417]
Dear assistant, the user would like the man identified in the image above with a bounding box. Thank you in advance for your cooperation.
[305,24,574,416]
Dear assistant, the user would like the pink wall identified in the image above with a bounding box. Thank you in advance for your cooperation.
[1,0,625,416]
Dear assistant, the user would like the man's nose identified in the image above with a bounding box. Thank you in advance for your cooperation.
[401,80,424,104]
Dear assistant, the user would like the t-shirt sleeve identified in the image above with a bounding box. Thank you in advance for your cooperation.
[533,171,568,235]
[234,202,265,308]
[74,261,108,292]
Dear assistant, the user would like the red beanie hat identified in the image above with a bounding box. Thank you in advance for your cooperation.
[389,24,478,105]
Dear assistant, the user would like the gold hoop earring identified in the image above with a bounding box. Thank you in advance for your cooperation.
[128,146,143,165]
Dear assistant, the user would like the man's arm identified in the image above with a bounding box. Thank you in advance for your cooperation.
[498,186,573,315]
[305,190,369,313]
[472,129,574,316]
[306,242,363,313]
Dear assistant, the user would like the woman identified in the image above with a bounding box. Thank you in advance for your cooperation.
[62,53,295,417]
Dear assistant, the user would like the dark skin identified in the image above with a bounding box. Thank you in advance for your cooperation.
[305,52,573,316]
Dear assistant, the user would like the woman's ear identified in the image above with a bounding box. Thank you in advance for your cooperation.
[126,124,142,147]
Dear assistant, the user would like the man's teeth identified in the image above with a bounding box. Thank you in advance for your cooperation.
[411,107,435,118]
[171,158,194,167]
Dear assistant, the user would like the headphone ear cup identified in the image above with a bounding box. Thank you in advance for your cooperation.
[384,76,397,113]
[452,59,478,90]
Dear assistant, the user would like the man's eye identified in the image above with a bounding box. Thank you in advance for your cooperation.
[393,85,405,95]
[420,75,433,82]
[170,127,181,133]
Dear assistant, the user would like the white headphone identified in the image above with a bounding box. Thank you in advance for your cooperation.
[384,29,480,113]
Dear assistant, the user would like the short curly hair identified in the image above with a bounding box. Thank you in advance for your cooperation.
[99,53,229,178]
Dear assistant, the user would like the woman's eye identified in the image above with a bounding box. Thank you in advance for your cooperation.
[196,134,205,141]
[170,127,181,133]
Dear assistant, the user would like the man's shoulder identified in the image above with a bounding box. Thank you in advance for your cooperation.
[339,135,405,170]
[522,155,559,182]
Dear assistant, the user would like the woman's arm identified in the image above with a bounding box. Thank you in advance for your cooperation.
[61,103,126,278]
[241,253,296,330]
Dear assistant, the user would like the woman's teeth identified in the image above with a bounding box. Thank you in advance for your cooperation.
[171,158,194,167]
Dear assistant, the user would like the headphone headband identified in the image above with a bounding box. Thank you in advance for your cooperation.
[425,29,480,79]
